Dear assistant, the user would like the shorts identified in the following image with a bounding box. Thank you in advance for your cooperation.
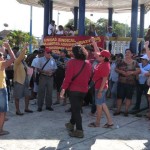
[95,89,107,105]
[0,88,9,112]
[13,78,30,99]
[117,82,134,100]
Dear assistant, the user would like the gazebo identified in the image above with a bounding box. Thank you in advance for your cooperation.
[16,0,150,53]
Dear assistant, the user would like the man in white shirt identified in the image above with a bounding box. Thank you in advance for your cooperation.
[48,20,56,36]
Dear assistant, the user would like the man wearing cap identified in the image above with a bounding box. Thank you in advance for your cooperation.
[132,54,150,112]
[37,48,57,111]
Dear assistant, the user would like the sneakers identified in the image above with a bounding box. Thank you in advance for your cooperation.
[69,130,84,138]
[65,122,74,131]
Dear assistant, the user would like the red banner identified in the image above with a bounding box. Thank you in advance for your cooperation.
[44,36,105,54]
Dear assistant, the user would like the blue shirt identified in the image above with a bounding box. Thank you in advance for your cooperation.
[37,56,57,71]
[109,62,118,82]
[138,63,150,84]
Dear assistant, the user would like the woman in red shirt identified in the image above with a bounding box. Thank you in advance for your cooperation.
[60,45,92,138]
[88,50,113,128]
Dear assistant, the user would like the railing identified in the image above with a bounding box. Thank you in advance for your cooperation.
[105,37,144,55]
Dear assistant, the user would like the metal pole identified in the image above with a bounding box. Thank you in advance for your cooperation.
[57,12,59,27]
[29,6,32,53]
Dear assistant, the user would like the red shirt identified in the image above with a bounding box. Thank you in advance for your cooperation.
[62,59,92,93]
[92,62,110,90]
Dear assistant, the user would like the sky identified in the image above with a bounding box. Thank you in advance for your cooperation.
[0,0,150,38]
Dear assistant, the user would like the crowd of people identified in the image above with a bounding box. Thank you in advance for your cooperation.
[48,20,75,36]
[1,34,150,138]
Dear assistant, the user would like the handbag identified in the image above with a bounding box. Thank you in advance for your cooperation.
[35,59,50,85]
[88,77,102,91]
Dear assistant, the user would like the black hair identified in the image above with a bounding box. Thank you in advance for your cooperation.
[66,25,73,31]
[125,49,133,53]
[118,53,124,59]
[12,46,19,51]
[51,20,55,24]
[84,45,94,52]
[72,45,86,60]
[33,50,39,54]
[104,57,109,62]
[0,52,3,57]
[40,45,45,50]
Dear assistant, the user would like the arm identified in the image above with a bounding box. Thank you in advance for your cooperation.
[91,37,99,52]
[81,45,88,59]
[15,43,28,65]
[115,68,127,76]
[145,41,150,59]
[97,77,107,99]
[1,42,16,69]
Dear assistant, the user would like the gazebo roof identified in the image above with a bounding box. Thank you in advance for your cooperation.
[16,0,150,13]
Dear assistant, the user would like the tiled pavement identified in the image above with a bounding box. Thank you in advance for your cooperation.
[0,90,150,150]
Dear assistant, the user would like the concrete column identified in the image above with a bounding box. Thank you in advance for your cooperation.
[29,6,32,53]
[108,8,113,26]
[74,6,79,31]
[139,4,145,53]
[49,0,53,23]
[130,0,138,54]
[79,0,85,35]
[44,0,50,37]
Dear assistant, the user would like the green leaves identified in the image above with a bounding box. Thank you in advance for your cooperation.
[6,30,37,48]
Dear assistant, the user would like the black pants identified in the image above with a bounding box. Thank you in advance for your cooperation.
[90,87,96,114]
[69,91,86,130]
[135,83,149,109]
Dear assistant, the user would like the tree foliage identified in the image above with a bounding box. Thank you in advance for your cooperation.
[65,17,94,30]
[6,30,37,48]
[65,17,131,37]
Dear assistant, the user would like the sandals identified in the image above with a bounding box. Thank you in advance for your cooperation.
[103,123,114,128]
[0,130,9,136]
[88,122,100,127]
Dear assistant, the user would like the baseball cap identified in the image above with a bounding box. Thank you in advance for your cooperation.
[99,50,111,58]
[45,47,52,53]
[140,54,149,61]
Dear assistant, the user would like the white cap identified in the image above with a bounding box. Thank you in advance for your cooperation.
[140,54,149,61]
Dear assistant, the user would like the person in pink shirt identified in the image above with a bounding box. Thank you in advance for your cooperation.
[88,50,113,128]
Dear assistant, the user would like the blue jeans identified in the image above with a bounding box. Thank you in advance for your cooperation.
[0,88,9,112]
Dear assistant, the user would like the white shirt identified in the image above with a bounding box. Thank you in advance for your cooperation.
[31,57,39,73]
[48,24,55,35]
[56,30,64,35]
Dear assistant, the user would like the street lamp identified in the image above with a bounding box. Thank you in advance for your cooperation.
[57,11,60,27]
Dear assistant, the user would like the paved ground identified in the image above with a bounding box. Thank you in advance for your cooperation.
[0,90,150,150]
